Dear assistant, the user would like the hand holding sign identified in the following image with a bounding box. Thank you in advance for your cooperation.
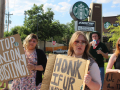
[84,71,92,84]
[41,54,90,90]
[27,64,35,71]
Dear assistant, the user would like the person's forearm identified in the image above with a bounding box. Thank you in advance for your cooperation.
[106,69,119,73]
[86,81,100,90]
[89,42,92,47]
[34,65,44,71]
[101,52,108,59]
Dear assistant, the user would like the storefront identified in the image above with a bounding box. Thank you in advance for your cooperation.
[102,15,119,53]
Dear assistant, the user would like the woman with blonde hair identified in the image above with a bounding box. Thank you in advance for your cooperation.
[68,31,101,90]
[11,33,47,90]
[106,38,120,73]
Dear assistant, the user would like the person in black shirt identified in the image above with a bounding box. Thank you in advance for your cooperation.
[89,31,109,89]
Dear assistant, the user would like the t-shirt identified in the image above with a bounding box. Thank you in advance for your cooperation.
[89,42,108,67]
[85,57,101,90]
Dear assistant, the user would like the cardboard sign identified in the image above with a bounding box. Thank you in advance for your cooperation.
[0,34,30,82]
[103,72,120,90]
[41,54,90,90]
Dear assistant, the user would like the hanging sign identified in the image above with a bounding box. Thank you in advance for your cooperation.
[52,41,56,45]
[70,1,89,21]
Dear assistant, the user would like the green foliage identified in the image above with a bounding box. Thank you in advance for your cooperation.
[107,16,120,47]
[24,4,54,40]
[4,31,11,37]
[45,51,52,54]
[84,18,88,21]
[62,20,75,44]
[5,4,75,51]
[4,26,31,41]
[47,20,75,47]
[24,4,67,51]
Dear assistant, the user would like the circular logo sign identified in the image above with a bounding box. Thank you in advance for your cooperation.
[14,42,19,47]
[80,85,83,90]
[104,22,111,29]
[70,1,89,21]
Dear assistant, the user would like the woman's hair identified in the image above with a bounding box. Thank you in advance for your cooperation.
[68,31,91,59]
[23,33,38,49]
[114,38,120,56]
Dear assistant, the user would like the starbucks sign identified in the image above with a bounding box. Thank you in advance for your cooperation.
[70,1,89,21]
[104,22,111,29]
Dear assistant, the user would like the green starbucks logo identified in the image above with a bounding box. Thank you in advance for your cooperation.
[14,42,19,47]
[70,1,89,20]
[80,85,83,90]
[104,22,111,29]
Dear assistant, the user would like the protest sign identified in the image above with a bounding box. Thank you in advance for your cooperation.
[0,34,30,82]
[103,72,120,90]
[41,54,90,90]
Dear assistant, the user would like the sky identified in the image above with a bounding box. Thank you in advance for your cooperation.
[5,0,120,31]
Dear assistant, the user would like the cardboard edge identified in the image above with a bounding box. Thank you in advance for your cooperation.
[83,60,90,90]
[40,54,57,90]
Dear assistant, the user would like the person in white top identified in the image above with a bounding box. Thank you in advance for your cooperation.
[67,31,101,90]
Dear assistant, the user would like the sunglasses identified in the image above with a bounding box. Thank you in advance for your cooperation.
[74,40,86,46]
[118,44,120,47]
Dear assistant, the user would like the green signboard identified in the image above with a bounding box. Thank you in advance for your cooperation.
[70,1,89,21]
[104,22,111,29]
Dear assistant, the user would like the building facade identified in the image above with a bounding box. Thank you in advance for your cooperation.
[102,15,119,53]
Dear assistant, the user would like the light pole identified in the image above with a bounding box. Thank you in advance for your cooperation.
[37,14,38,38]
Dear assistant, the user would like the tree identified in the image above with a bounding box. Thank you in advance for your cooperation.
[52,20,75,48]
[4,31,11,37]
[67,20,75,37]
[107,16,120,46]
[64,20,75,48]
[53,23,68,44]
[24,4,65,51]
[4,26,31,41]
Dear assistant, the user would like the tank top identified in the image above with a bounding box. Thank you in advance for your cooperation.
[114,54,120,69]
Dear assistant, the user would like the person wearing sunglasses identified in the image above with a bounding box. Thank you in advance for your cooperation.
[106,38,120,73]
[89,31,109,89]
[68,31,101,90]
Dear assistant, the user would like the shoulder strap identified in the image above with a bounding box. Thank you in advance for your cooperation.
[84,57,95,90]
[88,57,95,70]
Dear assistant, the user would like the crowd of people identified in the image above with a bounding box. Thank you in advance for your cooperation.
[0,31,119,90]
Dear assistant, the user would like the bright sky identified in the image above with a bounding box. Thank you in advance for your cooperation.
[5,0,120,31]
